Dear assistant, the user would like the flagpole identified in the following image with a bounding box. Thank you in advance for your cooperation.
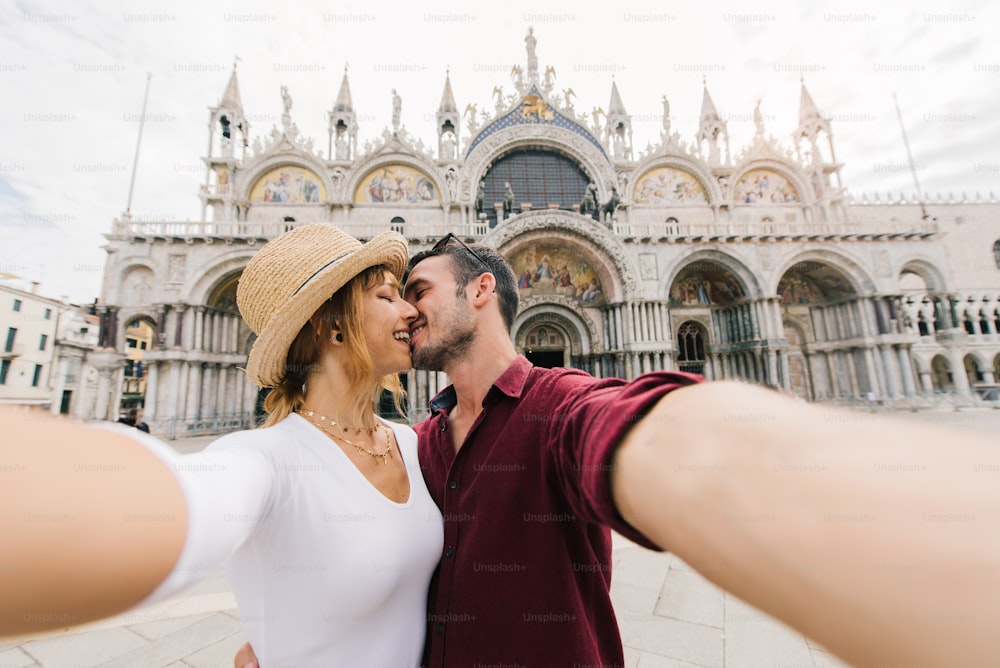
[892,92,927,220]
[125,72,153,219]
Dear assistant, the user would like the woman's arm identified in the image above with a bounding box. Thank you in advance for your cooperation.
[0,407,187,635]
[612,381,1000,668]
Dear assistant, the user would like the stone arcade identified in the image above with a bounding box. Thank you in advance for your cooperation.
[87,32,1000,436]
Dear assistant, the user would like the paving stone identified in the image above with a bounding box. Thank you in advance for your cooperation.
[612,545,673,589]
[105,612,242,667]
[622,644,641,668]
[723,594,814,668]
[654,567,724,629]
[636,650,711,668]
[620,613,724,667]
[177,629,248,668]
[810,647,852,667]
[125,612,214,642]
[18,626,147,668]
[0,646,38,668]
[611,580,661,620]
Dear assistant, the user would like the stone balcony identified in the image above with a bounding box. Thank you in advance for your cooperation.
[109,212,939,246]
[613,216,939,243]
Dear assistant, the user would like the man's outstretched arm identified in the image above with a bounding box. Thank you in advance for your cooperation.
[612,380,1000,668]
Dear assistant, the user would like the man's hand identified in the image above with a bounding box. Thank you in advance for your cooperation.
[233,641,258,668]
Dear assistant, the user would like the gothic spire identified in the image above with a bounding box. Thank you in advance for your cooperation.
[334,67,353,113]
[696,79,730,165]
[799,79,823,126]
[608,79,627,117]
[439,70,457,114]
[699,80,721,123]
[219,67,243,110]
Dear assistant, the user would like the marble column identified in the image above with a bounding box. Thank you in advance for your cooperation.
[186,362,203,419]
[200,364,214,417]
[861,347,881,396]
[778,349,791,389]
[948,349,972,394]
[144,362,159,421]
[880,345,900,397]
[896,346,917,397]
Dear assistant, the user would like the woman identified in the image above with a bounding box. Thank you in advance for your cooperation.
[0,224,443,667]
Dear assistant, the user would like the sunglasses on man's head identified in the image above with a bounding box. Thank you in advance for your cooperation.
[433,233,489,269]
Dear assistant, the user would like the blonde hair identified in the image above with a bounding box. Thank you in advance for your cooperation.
[261,265,406,427]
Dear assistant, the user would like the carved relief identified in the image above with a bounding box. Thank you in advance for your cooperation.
[167,255,186,284]
[639,253,658,280]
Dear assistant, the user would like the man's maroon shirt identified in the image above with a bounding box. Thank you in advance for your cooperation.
[414,356,702,667]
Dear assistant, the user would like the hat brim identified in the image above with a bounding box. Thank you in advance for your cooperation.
[245,231,408,388]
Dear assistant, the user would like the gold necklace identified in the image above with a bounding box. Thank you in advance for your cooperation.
[297,409,395,465]
[299,408,379,436]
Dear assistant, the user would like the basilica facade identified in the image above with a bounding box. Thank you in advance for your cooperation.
[86,33,1000,437]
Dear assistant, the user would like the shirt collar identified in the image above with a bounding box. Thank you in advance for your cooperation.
[428,355,533,413]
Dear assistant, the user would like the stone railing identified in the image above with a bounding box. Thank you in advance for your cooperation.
[612,217,939,240]
[110,219,490,243]
[157,412,254,440]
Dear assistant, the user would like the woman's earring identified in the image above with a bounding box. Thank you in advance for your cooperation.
[331,333,343,343]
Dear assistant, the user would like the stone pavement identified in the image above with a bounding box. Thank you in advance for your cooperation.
[2,409,997,667]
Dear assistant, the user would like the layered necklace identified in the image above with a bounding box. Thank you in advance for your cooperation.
[297,408,395,465]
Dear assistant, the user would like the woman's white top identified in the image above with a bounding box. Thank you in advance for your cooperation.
[131,413,443,668]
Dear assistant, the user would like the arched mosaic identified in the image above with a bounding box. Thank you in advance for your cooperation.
[669,264,745,306]
[249,165,325,203]
[509,243,605,304]
[633,166,707,204]
[208,274,240,314]
[777,262,855,304]
[734,169,799,204]
[353,164,439,204]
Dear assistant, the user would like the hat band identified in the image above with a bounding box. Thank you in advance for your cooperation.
[292,248,357,297]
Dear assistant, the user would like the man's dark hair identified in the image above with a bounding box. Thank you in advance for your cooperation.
[408,242,519,331]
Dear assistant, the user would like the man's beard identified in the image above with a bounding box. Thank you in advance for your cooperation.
[411,299,476,372]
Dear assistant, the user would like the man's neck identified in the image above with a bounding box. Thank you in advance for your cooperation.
[444,339,518,418]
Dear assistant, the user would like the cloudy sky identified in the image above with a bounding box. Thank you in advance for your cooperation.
[1,0,997,303]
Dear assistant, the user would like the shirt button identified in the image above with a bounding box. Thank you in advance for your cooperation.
[445,546,454,558]
[439,422,447,432]
[436,622,445,635]
[448,479,457,490]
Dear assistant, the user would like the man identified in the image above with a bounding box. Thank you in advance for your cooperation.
[236,237,1000,668]
[402,239,700,667]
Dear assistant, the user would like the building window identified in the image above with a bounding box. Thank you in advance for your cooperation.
[32,364,42,387]
[390,216,405,234]
[480,149,591,226]
[4,327,15,353]
[127,338,137,348]
[140,341,147,350]
[994,240,1000,269]
[0,359,9,384]
[44,308,52,320]
[677,321,707,375]
[39,334,47,351]
[12,299,21,312]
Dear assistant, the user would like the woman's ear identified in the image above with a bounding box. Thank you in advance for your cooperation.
[308,313,325,338]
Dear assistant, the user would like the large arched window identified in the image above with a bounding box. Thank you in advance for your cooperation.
[676,321,707,375]
[479,149,591,226]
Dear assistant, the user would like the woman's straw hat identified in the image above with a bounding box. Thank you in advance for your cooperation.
[237,224,407,387]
